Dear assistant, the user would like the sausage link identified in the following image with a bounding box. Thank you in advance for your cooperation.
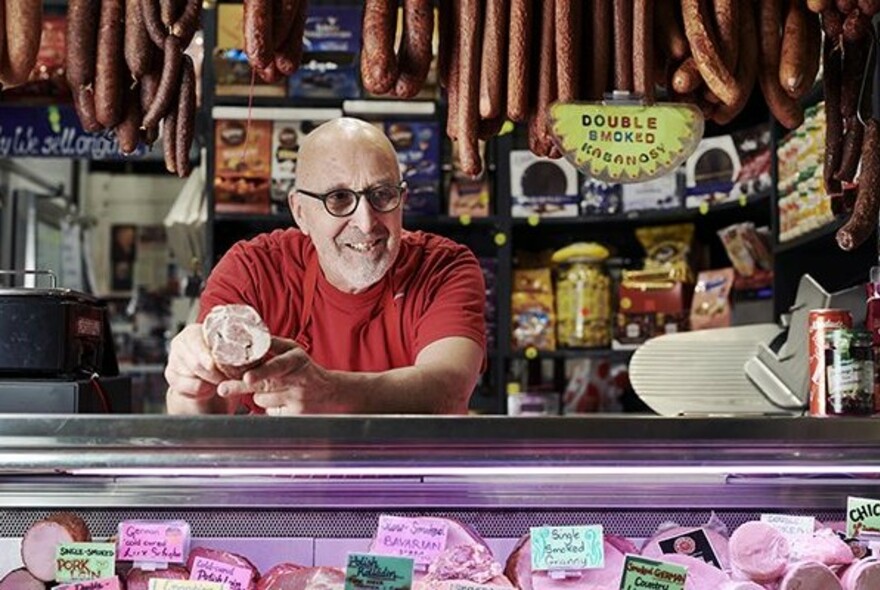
[681,0,743,106]
[822,7,844,39]
[841,13,871,118]
[757,0,804,128]
[590,0,612,98]
[654,0,688,61]
[139,71,161,144]
[271,0,297,51]
[823,26,844,195]
[807,0,833,10]
[446,0,461,140]
[4,0,43,86]
[66,0,100,89]
[140,0,168,48]
[836,116,864,182]
[142,35,184,130]
[274,0,306,76]
[73,86,102,133]
[837,119,880,250]
[632,0,654,102]
[115,87,143,155]
[507,0,532,120]
[613,0,633,91]
[672,57,702,94]
[176,55,196,177]
[360,0,399,94]
[478,115,505,141]
[480,0,508,118]
[438,0,452,88]
[244,0,274,71]
[95,0,126,128]
[836,0,857,10]
[457,0,482,176]
[858,0,880,15]
[780,0,818,99]
[259,61,281,83]
[163,107,178,175]
[555,0,578,102]
[126,0,155,83]
[171,0,203,47]
[395,0,435,98]
[713,3,759,125]
[160,0,185,27]
[712,0,739,73]
[529,0,557,158]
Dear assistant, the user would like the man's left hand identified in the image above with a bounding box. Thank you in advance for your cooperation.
[216,338,345,415]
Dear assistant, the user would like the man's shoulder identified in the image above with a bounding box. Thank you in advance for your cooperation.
[395,231,479,288]
[401,230,474,261]
[228,228,310,264]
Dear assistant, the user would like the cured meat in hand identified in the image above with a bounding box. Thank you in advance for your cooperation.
[202,304,272,378]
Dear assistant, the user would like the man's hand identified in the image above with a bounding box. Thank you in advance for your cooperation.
[165,324,230,414]
[217,338,345,415]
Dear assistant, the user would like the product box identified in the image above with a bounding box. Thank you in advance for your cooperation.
[613,283,693,347]
[621,171,682,213]
[214,4,286,97]
[510,151,579,217]
[381,120,441,215]
[289,6,362,99]
[449,141,491,217]
[214,119,273,214]
[270,119,332,213]
[581,178,622,216]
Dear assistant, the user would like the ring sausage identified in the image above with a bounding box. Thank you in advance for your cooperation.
[73,86,102,132]
[654,0,689,62]
[3,0,43,86]
[160,0,185,27]
[115,86,143,155]
[480,0,508,118]
[713,0,740,73]
[780,0,820,99]
[713,4,759,125]
[672,58,702,94]
[171,0,203,47]
[457,0,482,176]
[142,35,184,130]
[395,0,434,98]
[757,0,804,128]
[140,0,168,47]
[176,55,196,177]
[681,0,743,106]
[633,0,654,102]
[95,0,125,128]
[126,0,155,83]
[613,0,633,91]
[244,0,274,71]
[360,0,399,94]
[837,119,880,250]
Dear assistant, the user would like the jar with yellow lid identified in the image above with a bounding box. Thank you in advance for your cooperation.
[552,243,612,348]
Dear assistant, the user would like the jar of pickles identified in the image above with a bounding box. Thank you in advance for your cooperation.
[552,243,612,348]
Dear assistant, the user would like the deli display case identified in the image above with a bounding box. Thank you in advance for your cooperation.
[1,415,880,586]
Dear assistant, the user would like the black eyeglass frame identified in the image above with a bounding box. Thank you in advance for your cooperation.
[296,180,407,218]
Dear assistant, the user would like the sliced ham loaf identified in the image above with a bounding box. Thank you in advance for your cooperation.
[840,558,880,590]
[126,565,190,590]
[257,565,344,590]
[779,561,842,590]
[788,528,854,567]
[504,533,630,590]
[202,304,271,378]
[729,522,790,583]
[0,568,45,590]
[657,553,730,589]
[187,546,261,589]
[21,512,91,581]
[641,526,730,569]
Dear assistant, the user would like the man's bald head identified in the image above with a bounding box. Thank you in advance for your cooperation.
[296,118,400,190]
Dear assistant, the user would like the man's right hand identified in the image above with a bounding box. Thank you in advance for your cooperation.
[165,324,231,414]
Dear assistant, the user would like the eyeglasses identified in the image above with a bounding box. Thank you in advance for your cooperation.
[297,181,406,218]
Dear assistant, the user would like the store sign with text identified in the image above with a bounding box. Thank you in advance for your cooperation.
[549,102,704,184]
[0,105,148,159]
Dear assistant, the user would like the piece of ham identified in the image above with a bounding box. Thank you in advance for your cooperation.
[720,582,766,590]
[788,528,854,567]
[257,565,344,590]
[126,565,190,590]
[187,547,261,590]
[21,512,91,582]
[423,543,507,585]
[202,304,271,378]
[779,561,842,590]
[505,533,631,590]
[0,568,45,590]
[656,553,730,589]
[641,526,730,569]
[730,522,790,583]
[840,558,880,590]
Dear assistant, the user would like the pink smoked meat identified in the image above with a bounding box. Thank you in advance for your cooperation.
[187,547,261,589]
[202,304,271,378]
[424,544,507,584]
[21,512,91,581]
[0,568,45,590]
[779,561,842,590]
[257,566,344,590]
[656,553,730,589]
[730,522,791,583]
[126,565,190,590]
[720,583,766,590]
[504,533,629,590]
[840,558,880,590]
[641,526,730,569]
[788,528,854,567]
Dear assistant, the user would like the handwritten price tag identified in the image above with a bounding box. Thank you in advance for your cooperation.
[190,556,254,590]
[530,525,604,571]
[148,581,224,590]
[55,543,116,582]
[618,555,687,590]
[373,516,449,566]
[760,514,815,539]
[117,521,190,564]
[848,497,880,538]
[345,553,414,590]
[55,577,121,590]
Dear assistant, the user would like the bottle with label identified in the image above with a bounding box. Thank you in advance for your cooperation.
[825,329,875,416]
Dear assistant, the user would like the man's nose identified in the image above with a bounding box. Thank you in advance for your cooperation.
[349,195,378,233]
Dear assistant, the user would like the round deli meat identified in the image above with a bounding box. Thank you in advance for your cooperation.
[504,533,630,590]
[187,546,261,589]
[0,568,45,590]
[641,526,730,570]
[202,304,272,378]
[788,528,854,567]
[257,565,344,590]
[720,582,766,590]
[779,561,842,590]
[840,558,880,590]
[656,554,730,589]
[21,512,91,582]
[126,565,190,590]
[730,522,791,583]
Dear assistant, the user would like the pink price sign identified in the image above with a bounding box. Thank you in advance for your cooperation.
[54,577,121,590]
[117,521,190,563]
[373,515,449,566]
[190,556,254,590]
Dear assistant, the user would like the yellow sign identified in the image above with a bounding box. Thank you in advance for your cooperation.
[549,102,704,184]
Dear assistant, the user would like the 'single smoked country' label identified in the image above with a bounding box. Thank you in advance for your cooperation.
[549,102,704,183]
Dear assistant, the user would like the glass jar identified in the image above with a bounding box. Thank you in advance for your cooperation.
[552,243,612,348]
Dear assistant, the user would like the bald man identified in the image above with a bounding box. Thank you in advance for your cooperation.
[165,118,486,415]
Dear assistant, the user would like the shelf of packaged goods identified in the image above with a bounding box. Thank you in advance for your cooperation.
[511,191,771,228]
[210,99,437,119]
[212,212,499,229]
[774,217,846,254]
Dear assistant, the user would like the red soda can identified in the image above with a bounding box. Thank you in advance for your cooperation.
[809,309,853,416]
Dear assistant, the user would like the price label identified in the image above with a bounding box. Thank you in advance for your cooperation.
[148,582,224,590]
[55,543,116,582]
[848,497,880,538]
[530,525,604,571]
[345,553,414,590]
[618,555,687,590]
[760,514,815,539]
[55,577,121,590]
[190,556,255,590]
[373,516,449,566]
[117,521,190,564]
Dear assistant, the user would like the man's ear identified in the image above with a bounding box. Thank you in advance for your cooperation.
[289,191,309,235]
